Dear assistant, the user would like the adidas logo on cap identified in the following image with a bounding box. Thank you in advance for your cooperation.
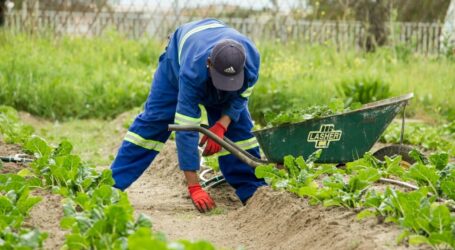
[224,66,236,74]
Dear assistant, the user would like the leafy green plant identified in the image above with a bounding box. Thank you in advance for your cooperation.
[23,137,114,197]
[0,106,217,249]
[255,149,455,248]
[0,106,34,144]
[60,185,152,249]
[336,76,391,106]
[0,174,48,249]
[381,121,455,155]
[264,99,361,127]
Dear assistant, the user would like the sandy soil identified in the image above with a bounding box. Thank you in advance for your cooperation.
[28,189,65,250]
[126,142,418,250]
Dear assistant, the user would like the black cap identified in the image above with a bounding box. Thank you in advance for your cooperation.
[209,39,246,91]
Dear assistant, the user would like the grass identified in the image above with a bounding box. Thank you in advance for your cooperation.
[250,42,455,124]
[1,31,454,125]
[0,30,160,120]
[19,108,139,166]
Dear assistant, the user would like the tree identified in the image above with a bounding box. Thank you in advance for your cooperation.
[355,0,391,52]
[393,0,450,22]
[442,0,455,54]
[0,0,5,27]
[306,0,450,22]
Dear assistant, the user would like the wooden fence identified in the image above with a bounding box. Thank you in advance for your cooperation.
[4,10,444,54]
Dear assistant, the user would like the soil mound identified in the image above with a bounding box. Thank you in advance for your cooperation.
[150,142,186,189]
[231,187,415,250]
[127,141,420,249]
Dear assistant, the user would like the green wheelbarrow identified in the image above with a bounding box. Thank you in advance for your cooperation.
[169,93,415,188]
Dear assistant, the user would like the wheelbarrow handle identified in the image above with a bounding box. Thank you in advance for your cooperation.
[168,124,270,168]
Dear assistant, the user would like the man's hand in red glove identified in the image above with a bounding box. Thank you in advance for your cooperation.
[199,121,227,156]
[188,183,216,213]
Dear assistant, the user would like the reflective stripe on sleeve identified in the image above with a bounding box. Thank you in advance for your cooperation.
[240,86,254,98]
[174,112,201,125]
[124,131,164,151]
[216,137,259,157]
[178,23,225,65]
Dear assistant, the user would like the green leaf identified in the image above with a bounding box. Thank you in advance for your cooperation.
[405,163,439,191]
[17,168,33,178]
[74,193,91,210]
[323,199,341,207]
[0,196,14,212]
[408,235,431,246]
[176,240,216,250]
[297,184,318,198]
[54,140,73,156]
[17,194,42,215]
[428,152,449,170]
[19,229,48,248]
[306,149,322,163]
[104,205,131,235]
[357,167,380,183]
[135,213,153,228]
[65,233,89,250]
[284,155,299,178]
[92,185,114,205]
[440,179,455,200]
[60,217,77,230]
[356,209,376,220]
[428,231,454,246]
[24,136,52,158]
[429,204,451,230]
[408,149,427,164]
[396,229,411,244]
[349,102,363,110]
[98,169,115,186]
[328,98,345,113]
[127,228,167,250]
[255,164,286,185]
[385,156,405,177]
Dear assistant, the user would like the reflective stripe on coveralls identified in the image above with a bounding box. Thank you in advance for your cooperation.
[178,23,225,65]
[216,137,259,157]
[174,112,201,125]
[124,131,164,151]
[240,86,254,98]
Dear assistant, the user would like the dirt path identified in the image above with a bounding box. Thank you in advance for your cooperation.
[126,142,417,250]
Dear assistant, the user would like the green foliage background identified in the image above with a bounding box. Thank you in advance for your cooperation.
[1,31,454,124]
[0,31,160,120]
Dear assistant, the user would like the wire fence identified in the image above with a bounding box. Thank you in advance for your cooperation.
[2,0,448,54]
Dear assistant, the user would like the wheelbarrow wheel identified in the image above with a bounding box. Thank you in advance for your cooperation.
[373,144,417,168]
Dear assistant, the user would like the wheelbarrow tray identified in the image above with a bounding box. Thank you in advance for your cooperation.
[253,93,414,164]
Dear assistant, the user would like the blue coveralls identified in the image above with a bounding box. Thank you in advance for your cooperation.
[110,19,266,203]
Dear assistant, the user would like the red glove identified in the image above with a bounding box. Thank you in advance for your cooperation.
[199,122,227,156]
[188,184,216,213]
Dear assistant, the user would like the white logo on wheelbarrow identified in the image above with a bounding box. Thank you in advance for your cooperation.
[307,124,342,149]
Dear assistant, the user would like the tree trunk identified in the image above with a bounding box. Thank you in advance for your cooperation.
[442,0,455,54]
[356,0,391,52]
[0,0,6,27]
